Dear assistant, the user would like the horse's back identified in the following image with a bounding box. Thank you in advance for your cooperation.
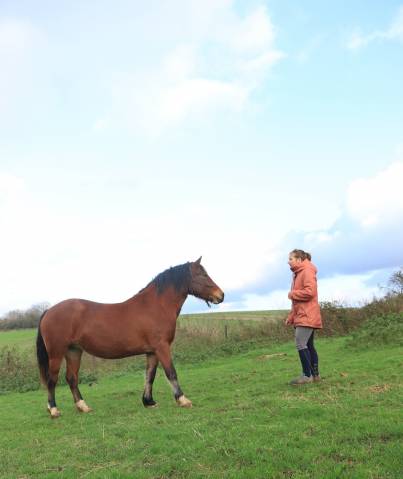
[43,298,93,323]
[40,298,106,348]
[40,297,152,358]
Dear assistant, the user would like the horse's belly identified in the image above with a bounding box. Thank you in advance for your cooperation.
[90,349,145,360]
[80,335,150,359]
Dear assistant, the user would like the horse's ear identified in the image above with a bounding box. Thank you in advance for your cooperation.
[195,256,202,264]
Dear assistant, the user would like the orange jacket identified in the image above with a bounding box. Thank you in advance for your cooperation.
[287,259,322,329]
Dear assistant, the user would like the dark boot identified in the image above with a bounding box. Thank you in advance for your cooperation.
[290,349,313,385]
[307,332,320,381]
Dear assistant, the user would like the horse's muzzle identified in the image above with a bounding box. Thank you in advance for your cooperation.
[211,290,224,304]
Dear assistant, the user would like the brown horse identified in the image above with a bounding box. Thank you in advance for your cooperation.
[36,257,224,418]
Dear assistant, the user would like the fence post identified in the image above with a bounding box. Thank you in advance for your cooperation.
[224,325,228,340]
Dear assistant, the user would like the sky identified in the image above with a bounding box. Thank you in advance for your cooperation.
[0,0,402,315]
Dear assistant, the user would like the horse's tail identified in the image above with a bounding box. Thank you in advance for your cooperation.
[36,311,49,385]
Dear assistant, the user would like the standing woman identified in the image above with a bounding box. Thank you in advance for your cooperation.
[286,249,322,385]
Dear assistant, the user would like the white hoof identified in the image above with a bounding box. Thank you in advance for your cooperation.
[76,399,92,413]
[47,406,61,418]
[176,395,192,408]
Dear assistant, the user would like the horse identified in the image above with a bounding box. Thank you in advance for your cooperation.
[36,257,224,418]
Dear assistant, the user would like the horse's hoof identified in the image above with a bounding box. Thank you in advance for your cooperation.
[47,406,61,418]
[75,400,92,413]
[142,396,157,408]
[176,395,192,408]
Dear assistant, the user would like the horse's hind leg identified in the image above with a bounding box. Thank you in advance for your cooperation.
[65,347,92,413]
[142,353,159,407]
[47,356,63,418]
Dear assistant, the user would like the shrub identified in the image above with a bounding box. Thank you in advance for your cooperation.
[345,312,403,350]
[318,292,403,339]
[318,301,355,336]
[0,347,39,394]
[0,346,100,394]
[387,267,403,295]
[360,293,403,318]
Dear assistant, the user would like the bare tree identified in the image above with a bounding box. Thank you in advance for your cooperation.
[387,268,403,295]
[0,302,50,330]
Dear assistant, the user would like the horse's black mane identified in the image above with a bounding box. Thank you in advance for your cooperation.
[142,262,192,295]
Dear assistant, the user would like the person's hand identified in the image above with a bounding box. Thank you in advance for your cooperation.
[288,291,293,300]
[285,316,293,325]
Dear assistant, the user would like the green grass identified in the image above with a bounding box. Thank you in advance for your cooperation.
[177,310,288,343]
[0,328,37,350]
[0,337,401,479]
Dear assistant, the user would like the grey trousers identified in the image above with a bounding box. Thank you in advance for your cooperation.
[295,326,314,351]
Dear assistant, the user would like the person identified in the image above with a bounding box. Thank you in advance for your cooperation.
[286,249,322,385]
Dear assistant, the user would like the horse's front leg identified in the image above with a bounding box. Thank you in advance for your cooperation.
[156,343,192,407]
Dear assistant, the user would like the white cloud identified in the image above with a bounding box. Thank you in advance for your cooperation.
[318,273,381,306]
[0,173,50,311]
[240,50,285,72]
[163,45,198,81]
[388,5,403,39]
[347,30,377,50]
[1,159,402,314]
[220,159,403,311]
[238,290,290,311]
[0,18,44,113]
[347,161,403,227]
[158,78,248,123]
[0,173,25,201]
[100,68,249,136]
[0,170,277,313]
[225,5,276,53]
[0,18,40,53]
[95,4,284,135]
[303,230,340,246]
[214,271,383,312]
[2,156,402,314]
[346,6,403,50]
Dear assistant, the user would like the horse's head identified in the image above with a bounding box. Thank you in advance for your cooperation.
[189,257,224,307]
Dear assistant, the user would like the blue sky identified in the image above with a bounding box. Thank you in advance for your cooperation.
[0,1,402,314]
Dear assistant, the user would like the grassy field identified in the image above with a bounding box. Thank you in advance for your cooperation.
[0,328,38,350]
[0,310,288,349]
[0,334,402,478]
[180,310,287,322]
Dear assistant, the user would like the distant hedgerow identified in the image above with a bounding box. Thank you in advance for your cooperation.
[345,313,403,350]
[0,347,39,394]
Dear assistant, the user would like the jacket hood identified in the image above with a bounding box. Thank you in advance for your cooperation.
[290,259,317,274]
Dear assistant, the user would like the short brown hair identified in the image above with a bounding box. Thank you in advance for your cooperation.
[290,249,311,261]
